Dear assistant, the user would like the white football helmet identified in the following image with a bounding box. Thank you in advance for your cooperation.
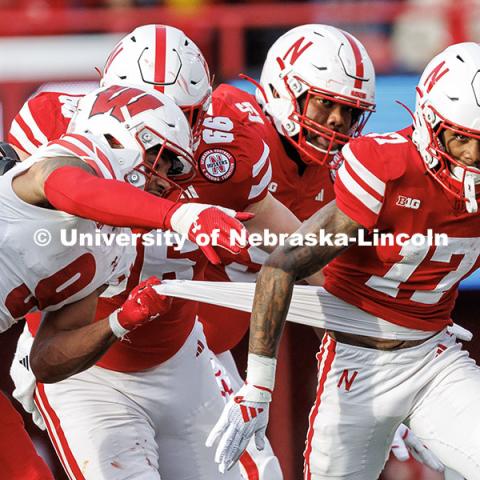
[257,24,375,166]
[68,85,194,193]
[101,24,212,145]
[412,42,480,213]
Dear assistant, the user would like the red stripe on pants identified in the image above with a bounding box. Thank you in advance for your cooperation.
[35,383,86,480]
[239,450,260,480]
[303,335,336,480]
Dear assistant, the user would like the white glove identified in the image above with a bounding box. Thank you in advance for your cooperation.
[206,383,270,473]
[448,323,473,341]
[391,424,444,472]
[10,327,46,430]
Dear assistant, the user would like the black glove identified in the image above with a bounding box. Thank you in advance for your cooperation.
[0,141,20,175]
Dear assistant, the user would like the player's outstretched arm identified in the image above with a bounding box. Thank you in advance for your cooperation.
[249,200,360,357]
[207,201,362,472]
[13,156,253,265]
[30,277,172,383]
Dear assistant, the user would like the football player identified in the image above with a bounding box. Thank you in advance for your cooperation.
[196,24,440,473]
[208,42,480,479]
[1,86,253,480]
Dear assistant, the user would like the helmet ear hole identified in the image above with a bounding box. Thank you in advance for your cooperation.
[270,84,280,99]
[105,134,124,149]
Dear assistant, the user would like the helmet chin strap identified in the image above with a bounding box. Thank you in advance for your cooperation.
[451,166,479,213]
[464,172,478,213]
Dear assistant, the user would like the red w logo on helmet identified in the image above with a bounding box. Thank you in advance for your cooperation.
[89,86,163,122]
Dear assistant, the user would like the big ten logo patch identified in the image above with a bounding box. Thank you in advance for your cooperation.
[199,149,236,183]
[396,195,421,209]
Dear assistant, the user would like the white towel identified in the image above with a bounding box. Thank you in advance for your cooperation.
[154,280,442,340]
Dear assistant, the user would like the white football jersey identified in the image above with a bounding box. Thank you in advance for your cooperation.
[0,136,135,332]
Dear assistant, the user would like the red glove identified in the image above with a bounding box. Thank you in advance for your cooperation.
[109,277,172,338]
[164,203,254,265]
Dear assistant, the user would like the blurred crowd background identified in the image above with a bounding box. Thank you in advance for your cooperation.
[0,1,478,479]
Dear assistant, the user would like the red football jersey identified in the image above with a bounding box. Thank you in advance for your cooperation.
[8,92,81,155]
[325,127,480,331]
[197,85,336,353]
[188,84,272,210]
[267,137,335,222]
[193,84,278,352]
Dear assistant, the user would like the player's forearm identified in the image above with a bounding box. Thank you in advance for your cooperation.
[248,258,295,358]
[248,202,359,358]
[30,319,116,383]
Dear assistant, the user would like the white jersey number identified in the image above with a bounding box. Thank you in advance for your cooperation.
[235,102,264,124]
[366,237,480,304]
[367,132,408,145]
[202,117,234,144]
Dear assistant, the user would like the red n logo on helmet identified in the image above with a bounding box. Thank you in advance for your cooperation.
[282,37,313,65]
[424,61,450,93]
[90,86,163,122]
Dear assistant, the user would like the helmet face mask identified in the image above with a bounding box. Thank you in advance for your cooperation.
[102,24,212,151]
[412,42,480,213]
[69,85,195,197]
[127,125,196,196]
[258,24,375,166]
[288,82,372,164]
[425,114,480,208]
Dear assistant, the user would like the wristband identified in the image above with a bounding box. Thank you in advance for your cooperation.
[108,310,129,338]
[246,353,277,393]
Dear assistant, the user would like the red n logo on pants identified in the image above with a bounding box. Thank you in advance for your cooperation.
[337,369,358,391]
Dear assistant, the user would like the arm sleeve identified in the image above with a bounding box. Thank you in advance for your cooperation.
[44,166,177,230]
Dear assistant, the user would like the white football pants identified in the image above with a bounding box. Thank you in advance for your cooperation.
[304,329,480,480]
[34,321,244,480]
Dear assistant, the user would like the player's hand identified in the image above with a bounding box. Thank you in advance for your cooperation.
[164,203,254,265]
[391,424,444,472]
[206,383,271,473]
[109,277,172,338]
